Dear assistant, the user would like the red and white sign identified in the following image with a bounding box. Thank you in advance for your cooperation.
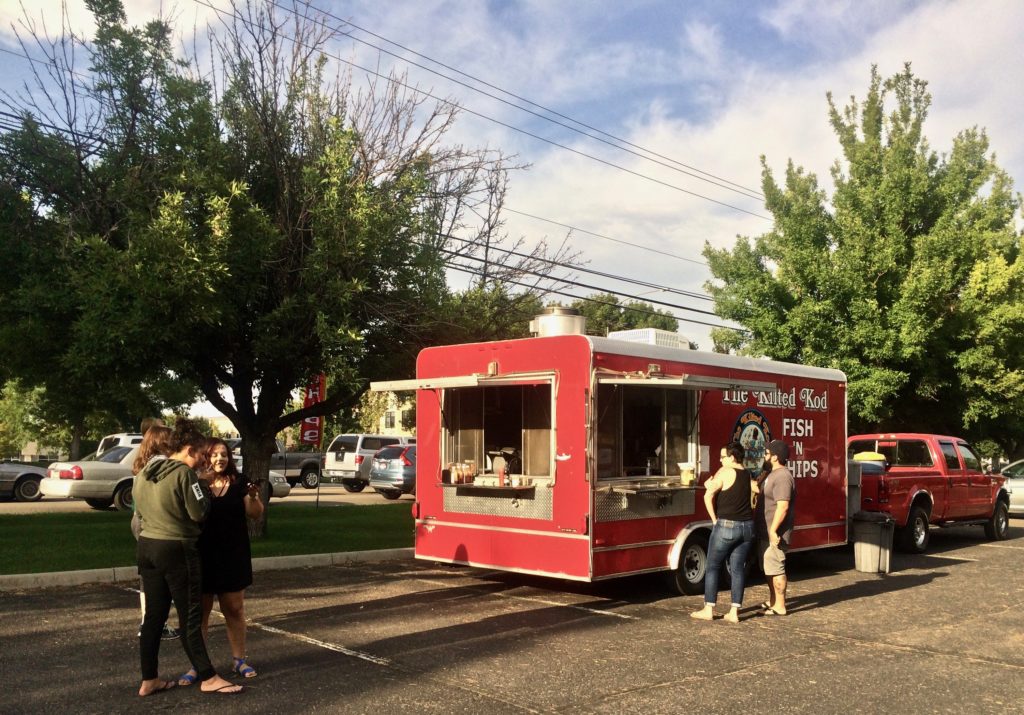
[300,373,326,446]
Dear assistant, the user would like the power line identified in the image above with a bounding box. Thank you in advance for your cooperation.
[443,262,740,333]
[0,41,728,324]
[192,0,771,221]
[2,39,717,272]
[443,233,713,303]
[276,0,764,203]
[500,207,709,268]
[439,247,717,318]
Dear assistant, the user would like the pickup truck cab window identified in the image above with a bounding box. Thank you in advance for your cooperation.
[957,443,981,471]
[939,441,961,470]
[896,440,932,467]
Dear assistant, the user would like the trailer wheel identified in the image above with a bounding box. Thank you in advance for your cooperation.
[897,505,930,553]
[666,532,709,595]
[984,501,1009,540]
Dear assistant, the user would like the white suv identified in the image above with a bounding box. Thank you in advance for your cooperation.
[323,433,415,493]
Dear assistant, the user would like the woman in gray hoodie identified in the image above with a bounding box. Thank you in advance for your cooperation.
[133,419,242,696]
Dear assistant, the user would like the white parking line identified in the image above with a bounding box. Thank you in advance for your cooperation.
[981,542,1024,550]
[122,585,391,666]
[249,620,391,665]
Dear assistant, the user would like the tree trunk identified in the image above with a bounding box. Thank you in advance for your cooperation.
[243,436,276,540]
[69,421,84,460]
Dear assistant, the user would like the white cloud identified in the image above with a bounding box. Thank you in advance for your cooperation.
[2,0,1020,351]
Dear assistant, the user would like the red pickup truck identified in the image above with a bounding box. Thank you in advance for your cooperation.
[848,433,1010,553]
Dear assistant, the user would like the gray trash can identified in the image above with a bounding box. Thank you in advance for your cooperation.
[851,511,894,574]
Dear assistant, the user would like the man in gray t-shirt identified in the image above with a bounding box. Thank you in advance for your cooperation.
[757,439,795,615]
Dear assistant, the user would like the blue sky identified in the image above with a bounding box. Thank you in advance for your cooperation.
[2,0,1021,357]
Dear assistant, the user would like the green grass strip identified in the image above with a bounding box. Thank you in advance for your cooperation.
[0,503,413,575]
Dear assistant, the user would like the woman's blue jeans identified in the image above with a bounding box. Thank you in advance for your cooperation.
[704,518,756,607]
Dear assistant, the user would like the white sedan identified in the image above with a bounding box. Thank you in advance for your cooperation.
[41,445,139,511]
[1001,459,1024,515]
[267,471,291,499]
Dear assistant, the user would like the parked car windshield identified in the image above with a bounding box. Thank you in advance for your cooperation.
[96,446,132,463]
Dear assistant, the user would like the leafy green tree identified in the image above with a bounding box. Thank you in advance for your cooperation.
[0,380,36,457]
[703,65,1023,453]
[1,1,576,534]
[570,293,679,335]
[0,0,204,456]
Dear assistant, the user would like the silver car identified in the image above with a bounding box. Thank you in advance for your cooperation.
[40,445,139,510]
[0,461,47,502]
[267,471,292,499]
[1001,459,1024,515]
[369,444,417,500]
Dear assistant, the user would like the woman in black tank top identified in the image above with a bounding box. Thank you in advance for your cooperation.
[690,441,757,624]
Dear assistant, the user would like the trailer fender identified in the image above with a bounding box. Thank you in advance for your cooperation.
[668,521,713,571]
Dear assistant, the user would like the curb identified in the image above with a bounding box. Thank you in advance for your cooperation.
[0,547,414,591]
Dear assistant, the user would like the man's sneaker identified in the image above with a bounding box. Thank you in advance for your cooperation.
[160,625,180,640]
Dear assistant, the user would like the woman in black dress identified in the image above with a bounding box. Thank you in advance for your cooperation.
[179,438,263,684]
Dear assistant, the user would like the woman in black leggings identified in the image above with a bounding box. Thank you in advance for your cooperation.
[133,419,242,696]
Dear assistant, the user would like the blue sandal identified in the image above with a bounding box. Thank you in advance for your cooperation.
[178,668,197,686]
[232,656,257,678]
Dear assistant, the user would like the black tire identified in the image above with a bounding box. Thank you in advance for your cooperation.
[85,497,114,510]
[984,500,1009,540]
[897,505,930,553]
[342,481,366,493]
[666,531,709,595]
[287,478,298,488]
[300,468,320,489]
[112,484,133,511]
[381,490,402,500]
[13,476,42,502]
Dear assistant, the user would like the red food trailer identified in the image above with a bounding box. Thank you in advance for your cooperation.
[372,309,849,594]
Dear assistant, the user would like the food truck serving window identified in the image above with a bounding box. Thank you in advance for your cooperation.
[443,381,553,480]
[596,384,694,480]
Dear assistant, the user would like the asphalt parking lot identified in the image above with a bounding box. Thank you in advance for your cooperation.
[2,520,1023,714]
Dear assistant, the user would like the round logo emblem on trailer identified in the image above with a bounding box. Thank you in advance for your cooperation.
[731,409,771,473]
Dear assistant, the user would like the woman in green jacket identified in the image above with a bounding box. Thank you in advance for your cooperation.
[134,419,242,696]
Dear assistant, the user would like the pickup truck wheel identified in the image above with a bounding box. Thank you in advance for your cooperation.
[342,481,366,493]
[300,468,320,489]
[665,532,709,595]
[112,484,134,511]
[85,497,114,510]
[381,490,402,500]
[897,505,930,553]
[13,476,42,502]
[984,501,1009,540]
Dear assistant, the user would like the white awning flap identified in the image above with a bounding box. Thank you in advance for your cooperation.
[370,376,480,391]
[596,374,777,392]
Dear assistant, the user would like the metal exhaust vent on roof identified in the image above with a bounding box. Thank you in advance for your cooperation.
[529,306,587,337]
